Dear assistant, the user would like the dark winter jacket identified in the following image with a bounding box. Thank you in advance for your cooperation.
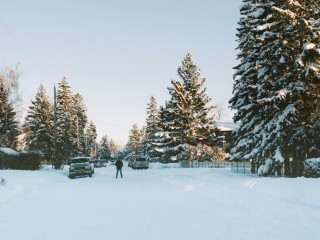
[115,160,123,169]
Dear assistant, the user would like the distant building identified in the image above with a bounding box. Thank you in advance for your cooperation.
[214,122,239,153]
[0,147,20,169]
[17,133,27,151]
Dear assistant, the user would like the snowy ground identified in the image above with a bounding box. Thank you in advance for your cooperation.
[1,163,319,240]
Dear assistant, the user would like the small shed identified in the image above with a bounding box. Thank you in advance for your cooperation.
[0,147,20,169]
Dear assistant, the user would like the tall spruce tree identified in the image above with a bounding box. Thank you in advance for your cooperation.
[145,96,161,160]
[72,93,88,156]
[98,135,112,159]
[230,0,320,176]
[229,0,265,163]
[297,0,320,159]
[55,77,75,167]
[25,85,54,161]
[126,124,144,155]
[154,53,217,161]
[85,121,97,157]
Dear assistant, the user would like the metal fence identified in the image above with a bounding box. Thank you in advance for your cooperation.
[230,162,284,176]
[231,162,253,174]
[180,160,230,168]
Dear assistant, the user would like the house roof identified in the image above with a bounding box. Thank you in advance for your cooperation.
[0,147,20,156]
[215,121,239,131]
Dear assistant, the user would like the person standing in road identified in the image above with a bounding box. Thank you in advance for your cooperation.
[115,159,123,178]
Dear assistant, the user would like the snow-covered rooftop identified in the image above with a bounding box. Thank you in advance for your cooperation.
[0,147,19,156]
[215,121,239,131]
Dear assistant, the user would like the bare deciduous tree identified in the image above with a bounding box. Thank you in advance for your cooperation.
[1,64,22,118]
[212,101,228,121]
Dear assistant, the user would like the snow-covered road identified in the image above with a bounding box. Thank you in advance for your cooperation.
[1,163,319,240]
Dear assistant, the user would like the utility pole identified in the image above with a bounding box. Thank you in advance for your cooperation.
[85,130,88,156]
[74,115,79,155]
[53,85,57,168]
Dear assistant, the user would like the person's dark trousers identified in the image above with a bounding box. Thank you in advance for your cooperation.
[116,168,123,178]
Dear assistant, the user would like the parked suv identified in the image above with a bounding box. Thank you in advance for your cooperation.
[132,156,149,170]
[126,155,138,168]
[69,157,94,179]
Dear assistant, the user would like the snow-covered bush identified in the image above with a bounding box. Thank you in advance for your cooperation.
[257,159,285,177]
[303,159,320,178]
[258,159,274,176]
[184,144,229,162]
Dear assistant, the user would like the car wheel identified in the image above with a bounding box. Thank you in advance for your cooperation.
[69,175,74,179]
[89,174,92,178]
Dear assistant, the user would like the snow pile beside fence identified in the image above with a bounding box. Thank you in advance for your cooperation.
[304,158,320,178]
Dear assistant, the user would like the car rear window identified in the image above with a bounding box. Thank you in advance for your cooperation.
[71,158,89,163]
[136,158,146,161]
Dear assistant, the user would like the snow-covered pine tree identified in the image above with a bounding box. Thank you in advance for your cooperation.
[255,0,320,176]
[98,135,112,159]
[177,54,217,145]
[55,77,75,167]
[154,53,217,162]
[145,96,162,160]
[25,84,54,161]
[72,93,88,156]
[229,0,266,164]
[153,99,180,162]
[230,0,320,176]
[85,121,97,157]
[296,0,320,159]
[126,124,144,155]
[0,76,19,148]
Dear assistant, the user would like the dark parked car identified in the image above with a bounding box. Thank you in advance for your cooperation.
[100,159,107,167]
[69,157,94,179]
[93,159,103,168]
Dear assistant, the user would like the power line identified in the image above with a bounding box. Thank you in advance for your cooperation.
[0,17,54,84]
[0,17,131,134]
[91,118,130,130]
[0,17,56,121]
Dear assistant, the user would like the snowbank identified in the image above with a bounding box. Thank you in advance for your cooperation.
[304,158,320,178]
[0,164,319,240]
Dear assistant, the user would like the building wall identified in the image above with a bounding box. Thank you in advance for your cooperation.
[0,152,10,169]
[216,130,233,153]
[0,152,17,169]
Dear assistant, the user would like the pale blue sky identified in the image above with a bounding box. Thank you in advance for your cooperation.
[1,0,242,145]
